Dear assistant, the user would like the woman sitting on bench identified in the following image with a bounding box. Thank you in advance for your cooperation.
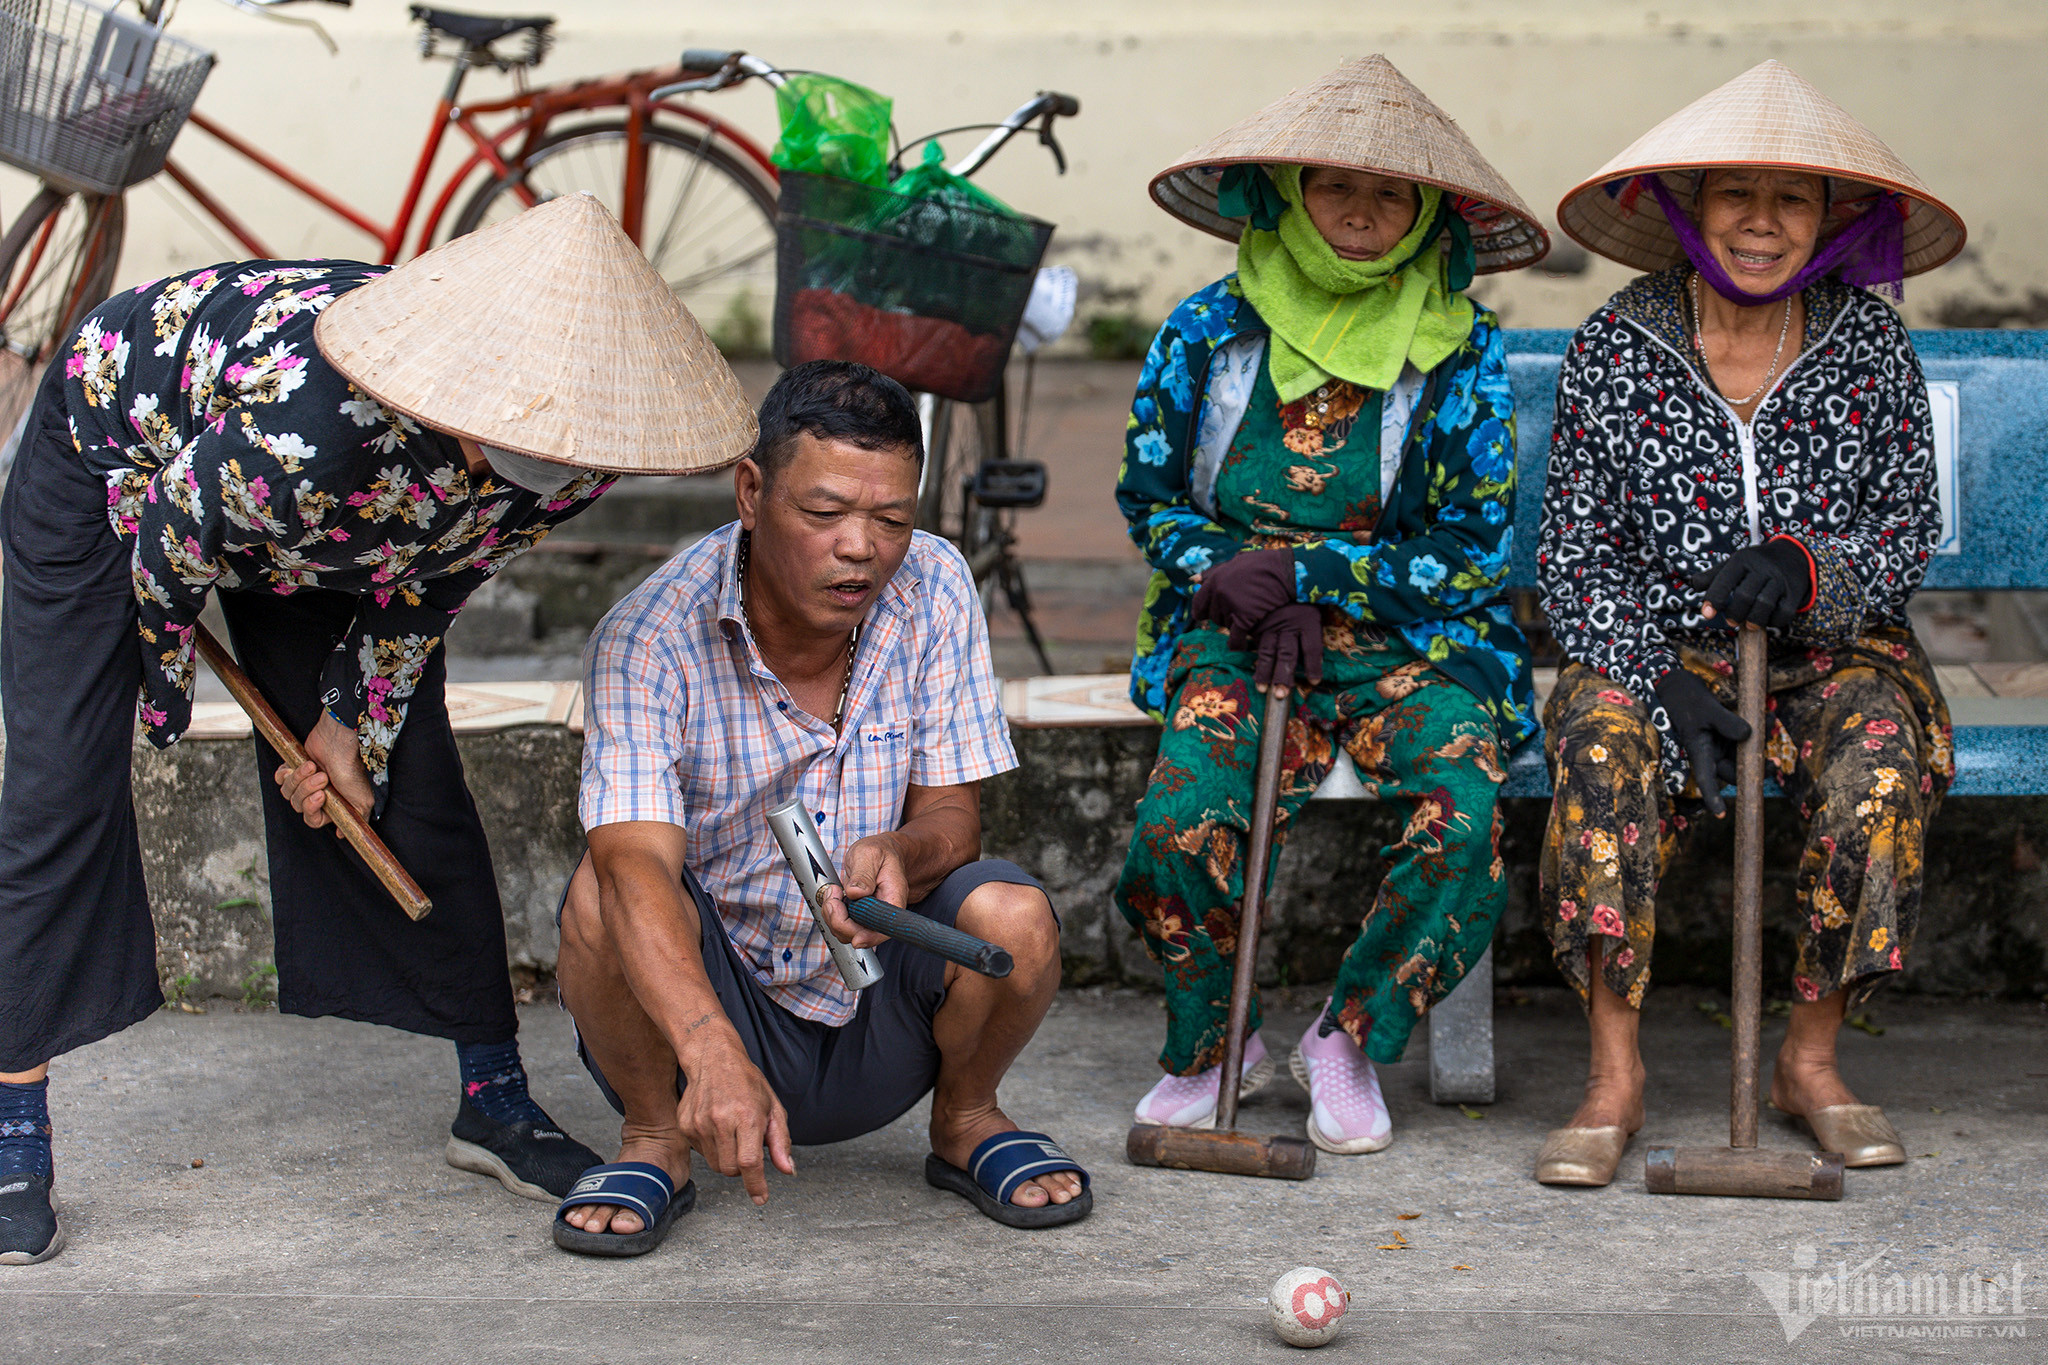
[1111,58,1543,1156]
[1533,61,1968,1188]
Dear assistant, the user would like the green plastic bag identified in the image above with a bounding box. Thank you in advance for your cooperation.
[770,73,892,187]
[871,142,1028,278]
[887,141,1018,218]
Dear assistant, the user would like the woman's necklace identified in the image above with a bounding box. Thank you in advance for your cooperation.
[736,532,860,730]
[1691,271,1791,409]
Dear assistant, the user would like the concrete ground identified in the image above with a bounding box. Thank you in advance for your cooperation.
[4,988,2042,1363]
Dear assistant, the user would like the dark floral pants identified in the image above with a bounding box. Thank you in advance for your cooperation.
[1540,625,1953,1010]
[1115,620,1508,1074]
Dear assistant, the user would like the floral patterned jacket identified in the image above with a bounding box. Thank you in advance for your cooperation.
[1536,266,1940,784]
[1116,274,1534,748]
[63,260,613,784]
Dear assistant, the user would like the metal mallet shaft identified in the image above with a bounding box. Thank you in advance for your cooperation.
[194,624,431,921]
[766,797,885,990]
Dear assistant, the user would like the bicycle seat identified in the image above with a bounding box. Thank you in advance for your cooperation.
[409,6,554,48]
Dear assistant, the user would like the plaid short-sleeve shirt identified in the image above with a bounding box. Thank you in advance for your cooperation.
[580,521,1019,1025]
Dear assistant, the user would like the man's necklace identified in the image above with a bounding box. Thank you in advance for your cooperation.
[1691,270,1791,408]
[736,532,860,730]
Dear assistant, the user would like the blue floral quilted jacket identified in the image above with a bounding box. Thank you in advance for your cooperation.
[1115,274,1535,747]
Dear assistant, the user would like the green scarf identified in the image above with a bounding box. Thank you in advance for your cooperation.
[1234,165,1476,402]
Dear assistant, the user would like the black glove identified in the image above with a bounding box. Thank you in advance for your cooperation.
[1189,548,1296,650]
[1252,603,1324,688]
[1654,667,1751,817]
[1690,539,1812,630]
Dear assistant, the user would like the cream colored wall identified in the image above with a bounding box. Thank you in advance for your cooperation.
[28,0,2048,331]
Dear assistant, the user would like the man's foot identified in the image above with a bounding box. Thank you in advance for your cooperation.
[930,1098,1082,1210]
[558,1133,689,1237]
[445,1098,604,1202]
[1768,1050,1860,1119]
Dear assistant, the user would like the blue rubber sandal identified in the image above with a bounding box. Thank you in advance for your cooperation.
[551,1161,694,1257]
[924,1131,1093,1229]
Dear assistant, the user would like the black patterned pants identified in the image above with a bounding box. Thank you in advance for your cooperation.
[1539,627,1953,1011]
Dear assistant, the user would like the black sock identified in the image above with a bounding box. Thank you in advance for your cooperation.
[456,1040,550,1127]
[0,1078,52,1182]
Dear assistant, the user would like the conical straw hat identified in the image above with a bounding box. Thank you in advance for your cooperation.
[1149,56,1549,274]
[1557,60,1966,277]
[315,193,757,475]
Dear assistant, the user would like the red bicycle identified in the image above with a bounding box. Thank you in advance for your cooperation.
[0,0,786,432]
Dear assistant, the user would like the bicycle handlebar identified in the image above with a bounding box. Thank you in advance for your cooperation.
[649,51,784,102]
[204,0,344,52]
[946,91,1080,179]
[649,54,1075,182]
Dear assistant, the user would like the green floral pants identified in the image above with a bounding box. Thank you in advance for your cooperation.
[1114,620,1508,1073]
[1540,626,1954,1011]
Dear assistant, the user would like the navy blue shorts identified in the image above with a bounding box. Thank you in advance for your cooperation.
[565,859,1050,1146]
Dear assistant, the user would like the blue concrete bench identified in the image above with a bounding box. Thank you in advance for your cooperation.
[1313,326,2048,1102]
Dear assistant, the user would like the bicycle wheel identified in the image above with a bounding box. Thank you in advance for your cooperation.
[920,394,1005,609]
[451,121,778,357]
[0,186,124,461]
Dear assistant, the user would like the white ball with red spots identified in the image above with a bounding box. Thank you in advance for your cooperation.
[1268,1265,1349,1347]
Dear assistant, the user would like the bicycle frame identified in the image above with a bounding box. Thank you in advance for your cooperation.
[160,59,778,264]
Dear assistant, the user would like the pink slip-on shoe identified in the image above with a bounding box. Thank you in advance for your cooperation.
[1290,1008,1392,1154]
[1132,1032,1275,1128]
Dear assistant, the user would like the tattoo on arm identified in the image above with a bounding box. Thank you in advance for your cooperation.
[682,1011,717,1035]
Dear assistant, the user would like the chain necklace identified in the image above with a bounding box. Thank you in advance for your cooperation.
[736,532,860,730]
[1691,270,1791,408]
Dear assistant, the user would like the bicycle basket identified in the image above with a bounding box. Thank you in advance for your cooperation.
[0,0,213,196]
[773,170,1054,404]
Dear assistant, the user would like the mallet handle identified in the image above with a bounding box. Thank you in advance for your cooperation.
[845,896,1012,977]
[1216,684,1292,1134]
[1730,625,1767,1148]
[193,624,432,921]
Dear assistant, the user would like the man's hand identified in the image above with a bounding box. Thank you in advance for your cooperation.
[818,833,905,948]
[274,711,376,829]
[673,1031,796,1206]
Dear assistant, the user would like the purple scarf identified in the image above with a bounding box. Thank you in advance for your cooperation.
[1634,173,1907,304]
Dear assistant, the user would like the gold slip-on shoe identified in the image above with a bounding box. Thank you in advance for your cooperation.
[1799,1104,1906,1168]
[1535,1126,1631,1186]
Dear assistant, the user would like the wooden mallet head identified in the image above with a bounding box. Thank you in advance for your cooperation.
[1126,1124,1316,1180]
[1645,1144,1844,1200]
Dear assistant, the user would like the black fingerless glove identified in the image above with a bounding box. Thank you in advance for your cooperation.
[1654,667,1752,817]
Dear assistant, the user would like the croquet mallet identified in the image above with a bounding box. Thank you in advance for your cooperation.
[193,623,432,921]
[1645,624,1843,1200]
[1126,683,1317,1181]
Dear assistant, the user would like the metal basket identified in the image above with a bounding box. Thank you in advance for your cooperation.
[773,170,1054,404]
[0,0,212,196]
